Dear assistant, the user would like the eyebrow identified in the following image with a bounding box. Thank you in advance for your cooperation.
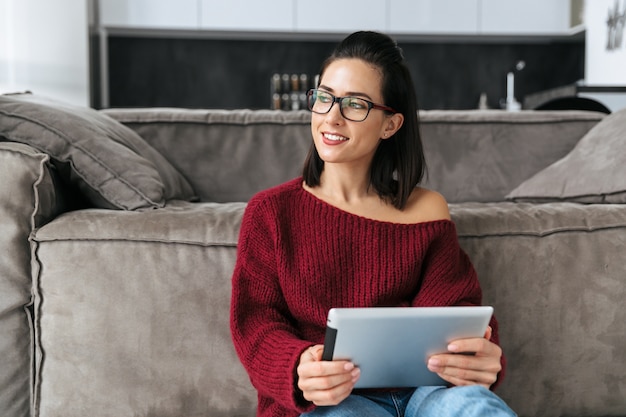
[318,85,375,101]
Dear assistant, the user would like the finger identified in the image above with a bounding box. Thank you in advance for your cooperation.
[484,325,493,340]
[297,344,361,406]
[298,358,356,379]
[428,355,498,386]
[298,362,360,406]
[309,344,324,360]
[436,372,494,389]
[299,365,360,391]
[430,351,502,374]
[300,345,324,365]
[428,353,500,386]
[448,337,501,357]
[301,376,357,406]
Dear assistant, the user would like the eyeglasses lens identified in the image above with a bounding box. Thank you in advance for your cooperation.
[308,90,369,122]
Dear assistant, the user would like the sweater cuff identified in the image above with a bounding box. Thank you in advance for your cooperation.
[289,343,319,413]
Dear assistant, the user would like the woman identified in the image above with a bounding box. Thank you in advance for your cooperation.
[230,31,516,417]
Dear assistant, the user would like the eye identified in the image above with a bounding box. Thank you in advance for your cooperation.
[316,91,333,103]
[345,98,367,110]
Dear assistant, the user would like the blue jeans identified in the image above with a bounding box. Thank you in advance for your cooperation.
[301,386,517,417]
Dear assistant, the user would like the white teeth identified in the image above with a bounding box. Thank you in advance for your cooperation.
[325,133,348,141]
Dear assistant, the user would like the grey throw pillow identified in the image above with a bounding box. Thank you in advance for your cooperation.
[0,93,196,210]
[507,107,626,203]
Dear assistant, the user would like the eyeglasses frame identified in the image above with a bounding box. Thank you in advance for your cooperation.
[306,89,397,122]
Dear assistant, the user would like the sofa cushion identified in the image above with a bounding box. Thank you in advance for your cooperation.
[506,107,626,203]
[104,108,604,204]
[0,93,196,210]
[31,202,256,417]
[0,142,64,417]
[451,201,626,416]
[103,108,313,203]
[419,110,604,203]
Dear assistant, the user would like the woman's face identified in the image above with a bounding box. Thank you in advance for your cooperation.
[310,58,402,171]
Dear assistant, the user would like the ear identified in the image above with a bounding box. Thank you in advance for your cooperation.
[381,113,404,140]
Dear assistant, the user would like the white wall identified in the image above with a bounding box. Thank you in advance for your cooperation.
[585,0,626,85]
[0,0,90,106]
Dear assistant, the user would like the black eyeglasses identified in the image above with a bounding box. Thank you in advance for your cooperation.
[306,89,397,122]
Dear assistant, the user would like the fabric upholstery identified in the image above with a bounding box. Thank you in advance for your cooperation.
[419,110,604,203]
[451,202,626,416]
[103,108,312,203]
[29,198,626,417]
[0,93,195,210]
[31,202,256,417]
[105,109,604,204]
[0,142,64,417]
[9,106,620,417]
[507,107,626,203]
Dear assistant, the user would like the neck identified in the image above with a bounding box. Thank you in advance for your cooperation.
[316,165,374,204]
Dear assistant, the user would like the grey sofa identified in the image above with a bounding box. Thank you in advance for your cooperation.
[1,92,625,417]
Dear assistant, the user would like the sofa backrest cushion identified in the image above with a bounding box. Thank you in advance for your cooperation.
[507,107,626,203]
[419,110,605,202]
[105,108,604,204]
[0,93,196,210]
[104,108,313,203]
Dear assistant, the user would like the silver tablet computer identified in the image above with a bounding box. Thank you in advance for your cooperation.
[322,306,494,388]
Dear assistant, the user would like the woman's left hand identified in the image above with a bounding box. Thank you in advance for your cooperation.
[426,326,501,389]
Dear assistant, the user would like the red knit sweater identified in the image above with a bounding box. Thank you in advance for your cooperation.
[230,178,502,417]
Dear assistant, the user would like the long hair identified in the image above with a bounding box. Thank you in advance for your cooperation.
[302,31,426,210]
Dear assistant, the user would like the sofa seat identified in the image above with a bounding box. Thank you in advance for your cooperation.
[31,201,255,417]
[450,202,626,415]
[28,200,626,417]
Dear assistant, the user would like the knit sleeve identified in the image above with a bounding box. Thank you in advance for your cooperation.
[229,195,315,413]
[411,221,506,388]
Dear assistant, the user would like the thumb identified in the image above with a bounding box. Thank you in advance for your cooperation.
[484,326,493,340]
[301,345,324,364]
[310,344,324,361]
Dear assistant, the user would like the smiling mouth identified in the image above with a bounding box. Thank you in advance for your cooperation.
[324,133,349,142]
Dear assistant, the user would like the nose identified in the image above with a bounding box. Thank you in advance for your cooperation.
[325,100,344,124]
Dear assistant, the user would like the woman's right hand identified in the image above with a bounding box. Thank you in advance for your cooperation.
[297,344,360,406]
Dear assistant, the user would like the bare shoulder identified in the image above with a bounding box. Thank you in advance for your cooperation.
[404,187,451,223]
